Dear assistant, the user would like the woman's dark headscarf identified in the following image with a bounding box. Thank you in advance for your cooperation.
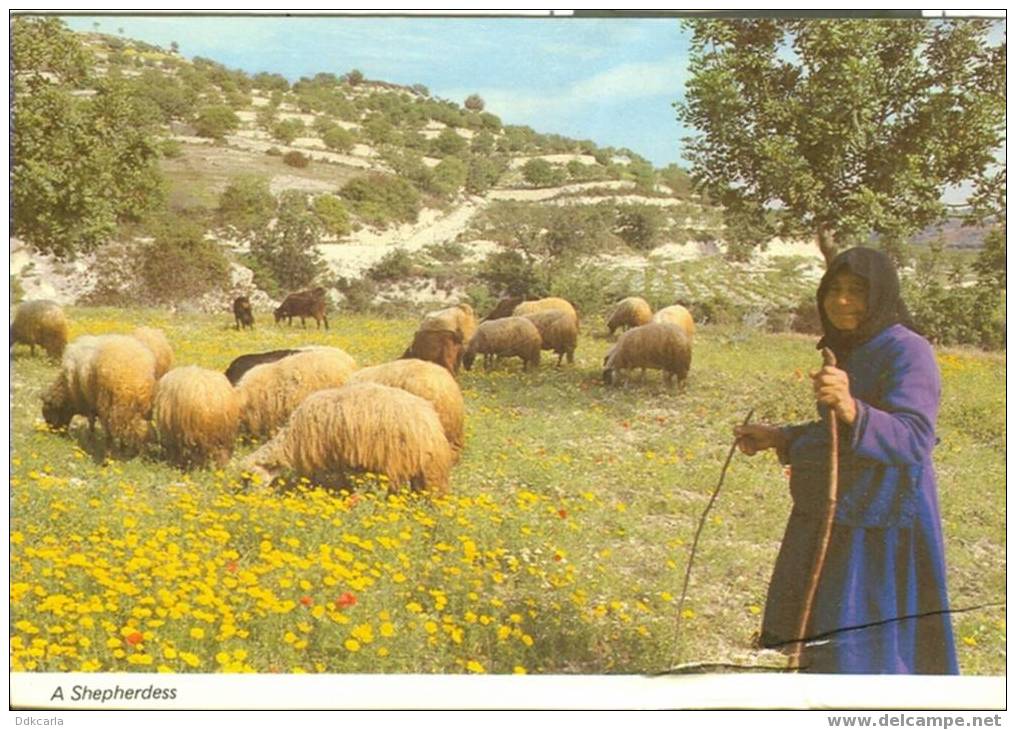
[816,247,918,361]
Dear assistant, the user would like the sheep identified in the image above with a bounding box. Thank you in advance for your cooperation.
[42,335,157,450]
[602,322,692,387]
[348,358,465,454]
[274,287,329,329]
[419,303,477,343]
[224,348,303,385]
[607,296,653,337]
[236,346,357,438]
[522,309,578,366]
[233,296,254,330]
[652,304,696,341]
[11,300,68,359]
[512,297,579,329]
[481,296,524,322]
[400,329,463,375]
[462,316,542,372]
[153,366,241,468]
[242,382,453,495]
[42,335,107,432]
[131,326,174,379]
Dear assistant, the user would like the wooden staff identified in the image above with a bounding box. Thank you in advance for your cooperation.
[789,346,839,670]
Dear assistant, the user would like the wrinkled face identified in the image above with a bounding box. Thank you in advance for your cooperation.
[823,271,868,332]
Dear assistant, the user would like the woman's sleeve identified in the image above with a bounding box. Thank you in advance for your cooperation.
[849,336,940,466]
[776,422,817,465]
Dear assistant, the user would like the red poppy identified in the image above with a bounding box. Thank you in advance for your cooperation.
[336,592,357,608]
[126,631,143,646]
[558,509,568,519]
[553,553,563,562]
[226,561,238,573]
[300,595,313,607]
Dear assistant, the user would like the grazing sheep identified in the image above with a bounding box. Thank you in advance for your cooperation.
[400,329,464,375]
[602,322,692,387]
[463,316,542,372]
[607,297,653,337]
[512,297,579,329]
[348,358,465,454]
[242,382,453,495]
[236,347,357,437]
[153,366,241,468]
[652,304,696,341]
[42,335,108,432]
[522,309,578,366]
[481,296,524,322]
[224,348,302,385]
[419,303,477,343]
[233,296,254,330]
[91,336,158,450]
[274,287,329,329]
[11,300,68,359]
[131,326,174,379]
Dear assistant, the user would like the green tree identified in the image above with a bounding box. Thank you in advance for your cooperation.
[13,18,164,258]
[464,93,485,112]
[272,117,305,144]
[313,194,351,237]
[322,125,356,153]
[614,205,664,252]
[430,156,468,197]
[250,191,325,291]
[345,68,364,86]
[218,175,274,234]
[677,18,1006,263]
[521,158,563,188]
[340,174,421,226]
[193,104,240,140]
[433,127,468,157]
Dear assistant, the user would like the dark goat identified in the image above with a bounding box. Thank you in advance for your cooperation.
[233,296,254,331]
[481,296,524,322]
[400,329,464,375]
[224,349,302,385]
[274,287,329,329]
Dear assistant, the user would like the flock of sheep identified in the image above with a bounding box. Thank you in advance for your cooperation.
[11,294,694,496]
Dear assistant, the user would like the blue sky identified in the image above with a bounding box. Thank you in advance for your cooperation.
[61,14,695,167]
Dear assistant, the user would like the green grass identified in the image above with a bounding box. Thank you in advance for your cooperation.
[9,308,1005,674]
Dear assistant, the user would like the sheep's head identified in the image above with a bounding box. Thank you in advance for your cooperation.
[602,368,616,385]
[41,377,74,429]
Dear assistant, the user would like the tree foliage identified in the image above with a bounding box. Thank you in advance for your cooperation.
[464,93,485,112]
[193,104,240,139]
[12,18,164,258]
[249,191,325,291]
[218,175,274,234]
[677,19,1006,263]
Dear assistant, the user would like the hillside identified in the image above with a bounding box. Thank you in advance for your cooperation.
[12,23,994,336]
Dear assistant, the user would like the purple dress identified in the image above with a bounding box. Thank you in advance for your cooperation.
[762,324,959,674]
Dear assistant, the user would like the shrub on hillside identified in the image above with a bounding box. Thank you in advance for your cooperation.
[521,158,564,188]
[219,175,274,234]
[283,151,310,168]
[139,222,231,304]
[273,118,305,144]
[367,249,415,282]
[248,192,325,292]
[340,174,421,227]
[322,125,356,153]
[313,195,351,237]
[478,250,540,299]
[193,104,240,140]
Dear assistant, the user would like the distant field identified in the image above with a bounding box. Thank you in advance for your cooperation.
[9,308,1006,675]
[161,142,363,210]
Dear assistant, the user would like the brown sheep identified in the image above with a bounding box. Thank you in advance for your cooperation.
[233,296,254,330]
[463,316,542,371]
[11,300,68,359]
[236,347,357,438]
[131,327,174,379]
[153,366,241,468]
[602,322,692,387]
[419,303,477,343]
[652,304,695,341]
[348,358,465,454]
[400,329,464,374]
[42,335,108,432]
[242,383,453,495]
[88,335,158,451]
[607,297,653,337]
[522,309,578,366]
[274,287,329,329]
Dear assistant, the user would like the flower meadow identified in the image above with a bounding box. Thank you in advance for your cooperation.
[9,307,1007,675]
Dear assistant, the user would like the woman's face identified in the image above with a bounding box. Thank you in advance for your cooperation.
[823,271,868,331]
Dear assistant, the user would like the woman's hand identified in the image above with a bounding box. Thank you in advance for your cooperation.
[811,365,857,425]
[734,424,787,456]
